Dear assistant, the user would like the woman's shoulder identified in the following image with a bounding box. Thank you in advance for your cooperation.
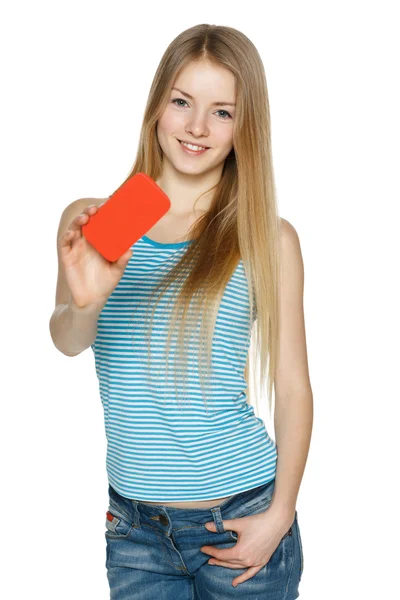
[279,217,300,246]
[278,217,304,286]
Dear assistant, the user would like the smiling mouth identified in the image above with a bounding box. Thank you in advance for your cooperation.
[177,139,211,150]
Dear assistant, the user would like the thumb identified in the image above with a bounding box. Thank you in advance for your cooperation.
[115,248,133,267]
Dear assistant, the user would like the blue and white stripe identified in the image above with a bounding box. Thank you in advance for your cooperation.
[91,234,277,501]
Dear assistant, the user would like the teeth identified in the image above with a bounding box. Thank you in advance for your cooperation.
[180,141,207,151]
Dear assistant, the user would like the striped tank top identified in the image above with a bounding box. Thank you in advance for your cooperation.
[91,234,277,501]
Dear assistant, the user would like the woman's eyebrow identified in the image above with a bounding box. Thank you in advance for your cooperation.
[171,87,236,107]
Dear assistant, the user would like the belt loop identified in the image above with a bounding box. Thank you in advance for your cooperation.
[131,500,141,529]
[210,506,225,533]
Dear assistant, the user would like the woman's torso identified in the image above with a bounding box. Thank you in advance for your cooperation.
[91,196,234,508]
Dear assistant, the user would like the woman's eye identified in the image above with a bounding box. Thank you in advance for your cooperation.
[171,98,232,120]
[216,109,232,119]
[172,98,188,108]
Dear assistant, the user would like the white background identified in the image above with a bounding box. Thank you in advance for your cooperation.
[1,1,399,598]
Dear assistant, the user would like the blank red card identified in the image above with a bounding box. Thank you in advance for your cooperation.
[82,173,171,262]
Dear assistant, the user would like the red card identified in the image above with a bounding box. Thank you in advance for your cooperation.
[82,173,171,262]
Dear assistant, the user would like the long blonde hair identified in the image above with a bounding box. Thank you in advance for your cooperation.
[111,24,281,419]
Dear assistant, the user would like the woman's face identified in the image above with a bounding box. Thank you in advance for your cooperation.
[156,60,236,175]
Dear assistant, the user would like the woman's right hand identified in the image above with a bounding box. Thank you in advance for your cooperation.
[59,202,133,309]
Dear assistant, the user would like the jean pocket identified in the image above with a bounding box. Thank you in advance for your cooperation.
[105,507,134,539]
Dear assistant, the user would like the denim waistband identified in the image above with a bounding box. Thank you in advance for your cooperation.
[107,478,276,536]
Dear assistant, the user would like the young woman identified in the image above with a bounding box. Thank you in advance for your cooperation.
[50,23,313,599]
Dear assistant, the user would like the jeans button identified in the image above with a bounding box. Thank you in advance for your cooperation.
[159,514,169,526]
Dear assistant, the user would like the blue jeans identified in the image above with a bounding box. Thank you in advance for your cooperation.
[105,478,304,599]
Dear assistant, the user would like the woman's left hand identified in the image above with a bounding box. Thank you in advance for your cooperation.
[200,506,295,587]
